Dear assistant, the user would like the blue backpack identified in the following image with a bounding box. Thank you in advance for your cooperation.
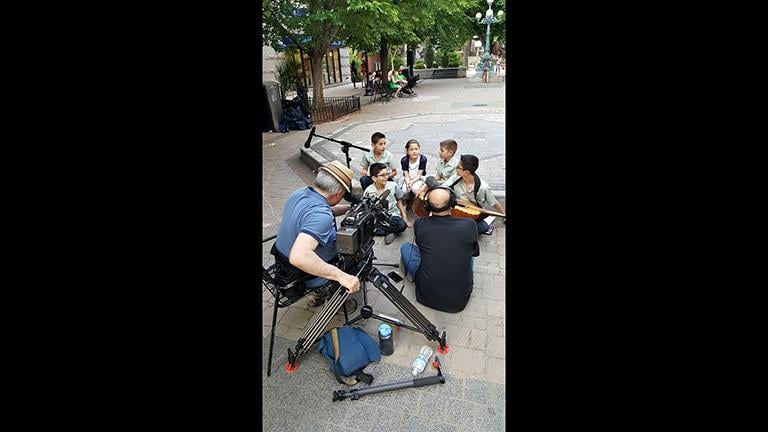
[316,326,381,385]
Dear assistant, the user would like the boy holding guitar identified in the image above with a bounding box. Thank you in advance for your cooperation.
[443,154,506,235]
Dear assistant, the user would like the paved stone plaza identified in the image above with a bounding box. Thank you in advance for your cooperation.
[262,73,506,431]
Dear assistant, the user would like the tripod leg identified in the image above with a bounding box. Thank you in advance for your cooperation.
[366,268,443,344]
[288,285,350,368]
[267,293,280,377]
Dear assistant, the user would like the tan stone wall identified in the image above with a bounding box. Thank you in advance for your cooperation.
[262,45,281,85]
[338,47,351,83]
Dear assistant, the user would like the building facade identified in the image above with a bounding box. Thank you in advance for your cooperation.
[262,45,351,88]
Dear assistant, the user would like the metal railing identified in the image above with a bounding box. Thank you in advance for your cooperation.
[306,96,361,123]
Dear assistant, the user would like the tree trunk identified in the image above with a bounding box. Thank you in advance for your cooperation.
[310,50,326,110]
[379,37,389,77]
[464,39,472,68]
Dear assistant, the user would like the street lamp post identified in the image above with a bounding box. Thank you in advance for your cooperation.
[475,0,503,82]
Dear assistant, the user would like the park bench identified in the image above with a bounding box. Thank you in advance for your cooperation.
[370,80,393,104]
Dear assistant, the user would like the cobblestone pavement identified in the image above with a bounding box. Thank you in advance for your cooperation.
[262,74,506,431]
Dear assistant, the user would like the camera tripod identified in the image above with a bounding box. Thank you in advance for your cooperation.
[278,249,448,375]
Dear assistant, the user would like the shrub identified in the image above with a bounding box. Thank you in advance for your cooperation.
[436,48,450,68]
[424,45,435,68]
[273,59,301,100]
[414,60,425,69]
[392,56,405,70]
[448,51,461,67]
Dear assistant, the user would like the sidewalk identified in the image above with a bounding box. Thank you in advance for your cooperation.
[262,74,506,432]
[268,75,506,191]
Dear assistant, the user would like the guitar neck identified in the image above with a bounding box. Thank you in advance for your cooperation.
[456,199,507,218]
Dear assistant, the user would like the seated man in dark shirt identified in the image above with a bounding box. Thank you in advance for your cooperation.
[399,186,480,313]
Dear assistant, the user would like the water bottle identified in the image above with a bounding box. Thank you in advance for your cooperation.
[378,323,394,356]
[411,345,433,376]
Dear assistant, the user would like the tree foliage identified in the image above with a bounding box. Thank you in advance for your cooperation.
[263,0,348,108]
[261,0,506,106]
[340,0,475,72]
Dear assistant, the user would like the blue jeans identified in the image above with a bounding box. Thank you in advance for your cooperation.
[373,215,407,235]
[400,243,422,279]
[476,219,490,234]
[400,243,474,279]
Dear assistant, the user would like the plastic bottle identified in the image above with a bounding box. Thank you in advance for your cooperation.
[411,345,433,376]
[378,323,394,356]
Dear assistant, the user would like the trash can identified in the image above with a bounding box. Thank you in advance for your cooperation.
[263,81,283,133]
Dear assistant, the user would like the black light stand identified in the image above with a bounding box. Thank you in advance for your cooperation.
[332,356,446,401]
[308,129,370,170]
[304,127,370,204]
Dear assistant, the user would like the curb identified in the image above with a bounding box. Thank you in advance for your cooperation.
[300,147,505,200]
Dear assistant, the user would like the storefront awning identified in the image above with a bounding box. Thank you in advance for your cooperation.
[278,36,345,51]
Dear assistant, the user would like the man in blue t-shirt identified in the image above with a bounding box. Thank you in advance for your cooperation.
[274,160,361,309]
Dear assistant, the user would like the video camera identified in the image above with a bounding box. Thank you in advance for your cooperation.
[336,189,393,260]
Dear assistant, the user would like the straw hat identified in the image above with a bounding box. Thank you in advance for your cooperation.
[318,160,353,193]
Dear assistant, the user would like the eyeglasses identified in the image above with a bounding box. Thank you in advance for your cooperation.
[456,166,465,171]
[376,172,390,177]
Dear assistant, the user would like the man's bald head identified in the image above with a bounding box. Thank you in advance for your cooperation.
[427,188,452,214]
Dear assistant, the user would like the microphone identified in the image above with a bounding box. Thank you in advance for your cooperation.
[303,126,316,148]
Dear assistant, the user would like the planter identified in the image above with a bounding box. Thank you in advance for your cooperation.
[411,67,467,79]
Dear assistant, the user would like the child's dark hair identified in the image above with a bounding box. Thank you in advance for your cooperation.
[439,139,458,154]
[453,154,481,196]
[369,162,387,177]
[405,139,420,150]
[371,132,386,144]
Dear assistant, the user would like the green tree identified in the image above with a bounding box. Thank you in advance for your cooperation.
[431,0,506,67]
[263,1,347,109]
[340,0,473,75]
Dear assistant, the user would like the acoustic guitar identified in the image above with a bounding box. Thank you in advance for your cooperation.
[412,192,507,221]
